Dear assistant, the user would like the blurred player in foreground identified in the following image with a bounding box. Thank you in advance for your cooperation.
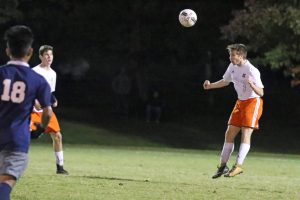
[0,25,52,200]
[203,44,264,178]
[30,45,69,175]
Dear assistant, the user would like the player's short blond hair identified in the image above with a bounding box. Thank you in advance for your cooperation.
[227,44,247,58]
[39,45,53,56]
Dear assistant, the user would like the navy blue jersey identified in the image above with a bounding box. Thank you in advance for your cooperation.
[0,61,51,153]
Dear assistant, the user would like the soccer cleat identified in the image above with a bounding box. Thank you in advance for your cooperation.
[56,164,69,175]
[212,164,229,179]
[224,164,243,177]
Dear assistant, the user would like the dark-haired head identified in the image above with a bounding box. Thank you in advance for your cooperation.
[4,25,34,59]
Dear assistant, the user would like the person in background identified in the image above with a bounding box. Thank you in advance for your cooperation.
[146,90,163,124]
[112,67,131,117]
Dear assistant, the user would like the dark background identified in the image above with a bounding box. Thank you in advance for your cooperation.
[1,0,299,151]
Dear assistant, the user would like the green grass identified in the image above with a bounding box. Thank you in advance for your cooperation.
[11,120,300,200]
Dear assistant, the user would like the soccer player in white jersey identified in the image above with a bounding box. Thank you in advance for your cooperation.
[30,45,68,175]
[203,44,264,178]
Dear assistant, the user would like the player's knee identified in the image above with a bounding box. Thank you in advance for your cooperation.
[225,137,234,143]
[53,132,62,143]
[225,132,235,143]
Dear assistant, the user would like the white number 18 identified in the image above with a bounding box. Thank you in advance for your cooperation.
[1,79,26,103]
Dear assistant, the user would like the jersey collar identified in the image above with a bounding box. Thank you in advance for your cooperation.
[7,60,30,67]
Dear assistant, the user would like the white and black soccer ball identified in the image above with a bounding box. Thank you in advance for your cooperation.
[178,9,197,27]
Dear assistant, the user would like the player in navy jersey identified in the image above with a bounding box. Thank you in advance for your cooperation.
[0,25,52,200]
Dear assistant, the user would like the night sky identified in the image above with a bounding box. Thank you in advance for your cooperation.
[1,1,299,148]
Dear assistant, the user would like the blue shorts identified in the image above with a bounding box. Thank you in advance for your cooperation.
[0,151,28,180]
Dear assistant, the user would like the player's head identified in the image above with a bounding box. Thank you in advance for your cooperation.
[39,45,53,66]
[227,43,247,58]
[227,44,247,65]
[39,45,53,56]
[4,25,34,60]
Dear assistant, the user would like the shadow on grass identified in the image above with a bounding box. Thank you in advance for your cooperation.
[79,175,150,183]
[72,175,203,187]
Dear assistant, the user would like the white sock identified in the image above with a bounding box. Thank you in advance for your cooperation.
[236,143,250,165]
[220,143,234,165]
[55,151,64,166]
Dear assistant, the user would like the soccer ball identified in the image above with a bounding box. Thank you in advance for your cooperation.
[178,9,197,27]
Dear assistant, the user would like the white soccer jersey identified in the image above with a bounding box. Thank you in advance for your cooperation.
[33,65,56,92]
[223,60,264,100]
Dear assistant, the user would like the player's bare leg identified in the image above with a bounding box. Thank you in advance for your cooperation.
[50,132,68,175]
[212,125,240,179]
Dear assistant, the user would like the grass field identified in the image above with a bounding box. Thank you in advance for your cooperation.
[11,120,300,200]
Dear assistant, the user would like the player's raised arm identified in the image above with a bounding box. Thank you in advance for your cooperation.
[203,79,230,90]
[248,78,264,97]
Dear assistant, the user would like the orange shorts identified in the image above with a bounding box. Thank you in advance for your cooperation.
[30,112,61,133]
[228,97,263,129]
